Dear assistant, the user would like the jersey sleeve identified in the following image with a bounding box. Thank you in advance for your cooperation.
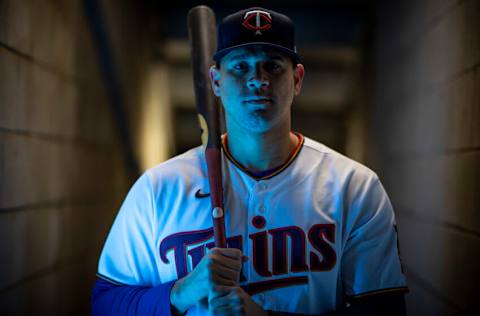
[97,172,161,286]
[92,278,176,316]
[341,174,407,298]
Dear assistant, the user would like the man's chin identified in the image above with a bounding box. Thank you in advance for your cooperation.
[240,117,277,133]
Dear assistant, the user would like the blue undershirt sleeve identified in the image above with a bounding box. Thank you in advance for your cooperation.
[91,278,177,316]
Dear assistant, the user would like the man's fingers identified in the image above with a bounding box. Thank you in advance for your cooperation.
[209,285,233,299]
[211,274,237,287]
[213,264,240,282]
[210,247,243,259]
[208,251,243,271]
[209,286,237,306]
[210,305,244,316]
[209,287,244,315]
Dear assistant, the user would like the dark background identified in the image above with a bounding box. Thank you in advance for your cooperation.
[1,0,479,315]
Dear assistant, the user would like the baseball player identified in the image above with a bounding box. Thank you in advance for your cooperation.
[92,7,408,316]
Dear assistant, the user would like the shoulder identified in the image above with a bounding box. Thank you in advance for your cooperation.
[143,146,206,187]
[122,146,208,216]
[300,136,379,184]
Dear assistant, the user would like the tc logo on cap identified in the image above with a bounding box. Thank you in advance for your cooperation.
[242,10,272,35]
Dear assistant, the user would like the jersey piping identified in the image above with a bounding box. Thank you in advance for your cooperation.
[350,286,409,300]
[96,272,127,286]
[221,132,305,181]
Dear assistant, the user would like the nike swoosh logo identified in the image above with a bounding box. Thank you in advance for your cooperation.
[195,189,210,198]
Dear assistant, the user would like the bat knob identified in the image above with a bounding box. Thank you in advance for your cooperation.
[212,207,224,219]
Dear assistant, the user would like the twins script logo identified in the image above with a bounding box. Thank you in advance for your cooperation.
[159,215,336,294]
[243,10,272,35]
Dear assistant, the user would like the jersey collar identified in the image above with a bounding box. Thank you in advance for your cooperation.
[221,132,305,181]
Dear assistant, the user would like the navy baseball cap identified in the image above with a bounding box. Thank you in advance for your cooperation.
[213,7,301,64]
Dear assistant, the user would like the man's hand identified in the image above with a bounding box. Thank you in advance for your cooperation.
[209,286,268,316]
[170,248,245,314]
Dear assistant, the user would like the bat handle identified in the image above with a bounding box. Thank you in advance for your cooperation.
[213,211,227,248]
[205,148,227,248]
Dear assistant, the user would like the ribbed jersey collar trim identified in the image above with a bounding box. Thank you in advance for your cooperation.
[221,132,305,181]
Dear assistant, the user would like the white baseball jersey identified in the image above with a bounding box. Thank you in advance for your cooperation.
[97,133,407,315]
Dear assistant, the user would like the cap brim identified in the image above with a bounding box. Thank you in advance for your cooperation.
[213,42,302,64]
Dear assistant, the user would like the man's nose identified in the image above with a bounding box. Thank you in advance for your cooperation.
[247,67,269,89]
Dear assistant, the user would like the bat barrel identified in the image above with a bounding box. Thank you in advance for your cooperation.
[188,6,227,248]
[187,6,220,149]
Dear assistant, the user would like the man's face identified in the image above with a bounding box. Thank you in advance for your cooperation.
[210,46,304,134]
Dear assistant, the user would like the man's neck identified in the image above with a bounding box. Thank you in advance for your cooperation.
[226,128,299,172]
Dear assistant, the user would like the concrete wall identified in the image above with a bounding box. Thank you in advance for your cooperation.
[372,0,479,315]
[0,0,157,314]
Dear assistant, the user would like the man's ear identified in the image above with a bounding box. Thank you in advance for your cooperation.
[209,65,221,97]
[293,64,305,96]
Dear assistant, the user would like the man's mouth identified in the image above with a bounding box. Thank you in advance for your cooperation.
[244,98,274,105]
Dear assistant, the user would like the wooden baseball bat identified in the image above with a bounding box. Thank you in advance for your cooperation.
[187,6,227,248]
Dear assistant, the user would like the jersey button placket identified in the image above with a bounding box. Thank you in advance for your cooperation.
[246,183,256,282]
[258,205,266,213]
[257,181,267,214]
[247,181,267,281]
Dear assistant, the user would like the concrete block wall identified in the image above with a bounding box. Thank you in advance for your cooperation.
[371,0,479,315]
[0,0,153,314]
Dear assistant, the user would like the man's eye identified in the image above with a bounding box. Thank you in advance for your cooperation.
[265,62,281,72]
[233,63,248,71]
